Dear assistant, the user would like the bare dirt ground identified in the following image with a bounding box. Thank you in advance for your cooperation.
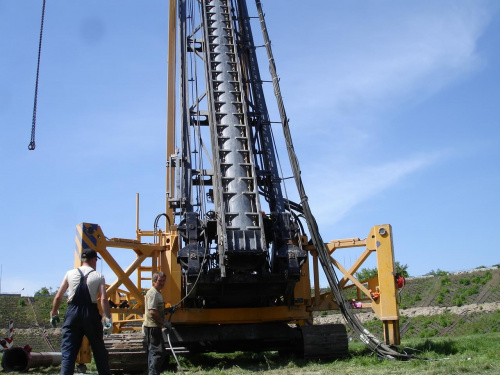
[314,301,500,324]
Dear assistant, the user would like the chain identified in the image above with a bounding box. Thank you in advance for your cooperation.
[28,0,47,151]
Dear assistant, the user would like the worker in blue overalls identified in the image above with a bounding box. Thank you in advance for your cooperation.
[51,249,113,375]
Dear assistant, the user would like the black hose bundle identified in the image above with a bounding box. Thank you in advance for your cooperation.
[255,0,416,360]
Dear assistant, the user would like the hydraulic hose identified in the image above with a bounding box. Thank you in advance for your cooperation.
[255,0,415,360]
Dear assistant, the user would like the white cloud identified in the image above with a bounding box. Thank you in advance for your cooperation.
[306,151,447,226]
[288,1,492,123]
[271,1,494,225]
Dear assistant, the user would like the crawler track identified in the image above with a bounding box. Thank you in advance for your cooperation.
[104,333,147,373]
[103,323,348,372]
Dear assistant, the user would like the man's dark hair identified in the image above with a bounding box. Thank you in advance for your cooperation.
[152,272,166,283]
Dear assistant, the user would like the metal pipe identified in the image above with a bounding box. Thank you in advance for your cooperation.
[136,192,140,240]
[1,346,61,372]
[166,0,178,221]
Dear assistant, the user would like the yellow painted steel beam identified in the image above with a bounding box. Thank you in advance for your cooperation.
[98,246,146,306]
[109,308,143,315]
[75,223,180,329]
[105,253,149,298]
[383,319,400,345]
[326,238,366,253]
[75,337,91,368]
[366,225,399,319]
[166,0,177,220]
[312,249,320,308]
[293,257,313,305]
[104,239,164,253]
[338,247,374,289]
[171,306,311,325]
[366,225,400,344]
[161,232,181,306]
[311,291,340,311]
[329,255,372,298]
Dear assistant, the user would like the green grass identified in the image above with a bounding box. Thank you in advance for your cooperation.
[168,333,500,374]
[167,333,500,374]
[3,333,499,374]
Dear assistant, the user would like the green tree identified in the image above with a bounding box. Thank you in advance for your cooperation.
[425,268,449,276]
[355,261,409,281]
[35,286,54,296]
[395,261,409,278]
[355,267,378,281]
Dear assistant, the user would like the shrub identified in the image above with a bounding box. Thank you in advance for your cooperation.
[422,319,433,328]
[441,276,451,286]
[439,314,453,328]
[436,288,450,304]
[438,270,449,276]
[452,295,466,307]
[471,272,492,285]
[466,285,479,296]
[419,328,438,338]
[426,269,449,277]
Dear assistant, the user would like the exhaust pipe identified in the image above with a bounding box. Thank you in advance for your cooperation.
[1,346,62,372]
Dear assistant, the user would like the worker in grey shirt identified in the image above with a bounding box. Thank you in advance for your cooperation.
[143,271,168,375]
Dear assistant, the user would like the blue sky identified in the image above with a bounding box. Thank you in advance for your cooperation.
[1,0,499,296]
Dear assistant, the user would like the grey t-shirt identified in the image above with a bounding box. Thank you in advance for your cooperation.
[144,287,165,327]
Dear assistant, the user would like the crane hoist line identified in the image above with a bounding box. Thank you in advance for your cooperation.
[28,0,47,151]
[42,0,412,370]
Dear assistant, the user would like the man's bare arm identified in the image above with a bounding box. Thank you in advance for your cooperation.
[99,280,111,319]
[51,278,69,316]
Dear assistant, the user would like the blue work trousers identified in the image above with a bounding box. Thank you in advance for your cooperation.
[60,303,111,375]
[144,326,166,375]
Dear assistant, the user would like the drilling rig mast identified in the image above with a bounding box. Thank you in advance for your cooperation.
[172,0,306,308]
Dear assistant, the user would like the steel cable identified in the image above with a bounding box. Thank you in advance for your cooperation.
[255,0,416,360]
[28,0,47,151]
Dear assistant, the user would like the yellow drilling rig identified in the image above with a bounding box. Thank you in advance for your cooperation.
[72,0,404,371]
